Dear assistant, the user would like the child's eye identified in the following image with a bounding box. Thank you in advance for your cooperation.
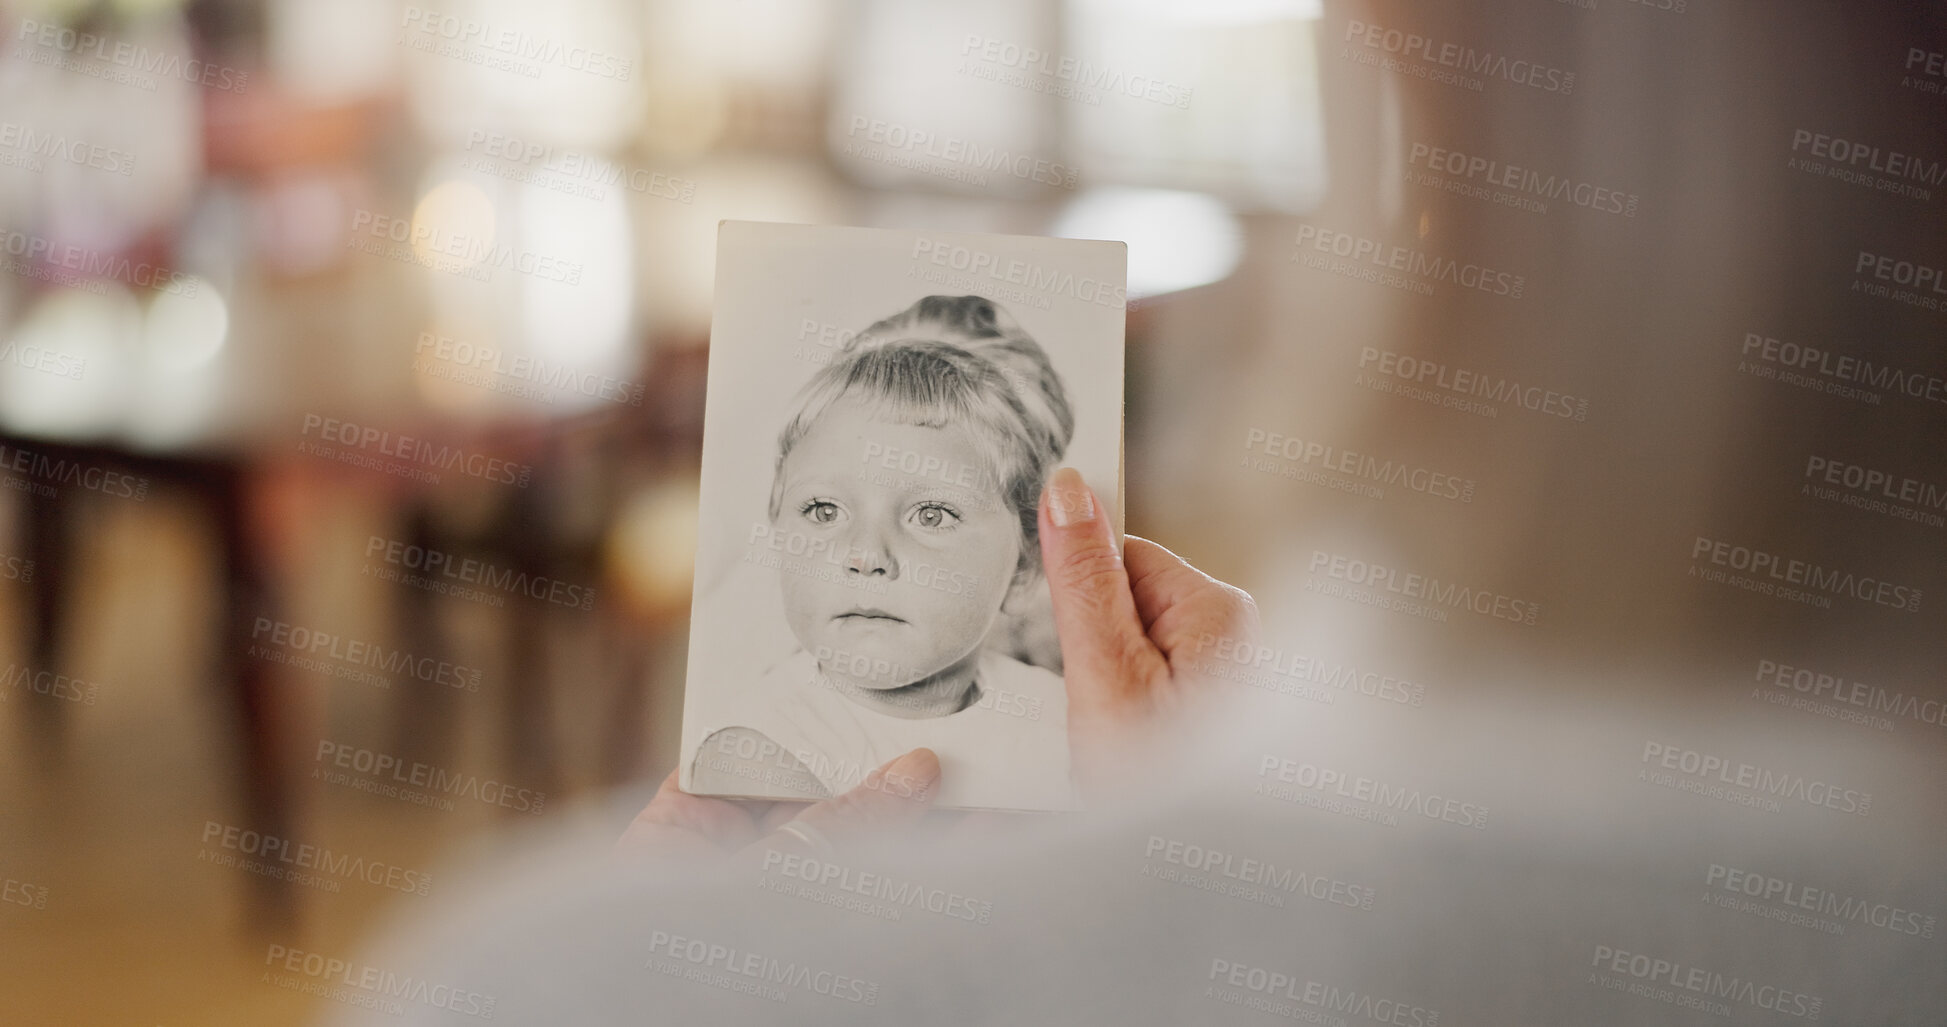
[799,499,842,525]
[908,502,961,531]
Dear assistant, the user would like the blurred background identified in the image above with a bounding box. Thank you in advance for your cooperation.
[0,0,1942,1021]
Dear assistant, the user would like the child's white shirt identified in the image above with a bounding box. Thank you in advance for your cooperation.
[715,647,1080,811]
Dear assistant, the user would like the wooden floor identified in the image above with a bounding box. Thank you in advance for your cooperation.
[0,490,683,1025]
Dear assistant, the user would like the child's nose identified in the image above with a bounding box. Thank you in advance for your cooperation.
[844,524,900,579]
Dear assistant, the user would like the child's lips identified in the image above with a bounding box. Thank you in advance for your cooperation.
[834,607,907,624]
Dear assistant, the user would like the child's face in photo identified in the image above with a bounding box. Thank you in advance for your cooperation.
[773,394,1025,688]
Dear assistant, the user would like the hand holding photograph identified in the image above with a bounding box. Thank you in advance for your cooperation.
[678,221,1127,812]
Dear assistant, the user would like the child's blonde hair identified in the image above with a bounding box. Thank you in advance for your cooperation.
[769,295,1074,580]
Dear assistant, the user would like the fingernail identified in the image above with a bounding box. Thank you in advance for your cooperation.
[881,748,940,801]
[1045,467,1095,528]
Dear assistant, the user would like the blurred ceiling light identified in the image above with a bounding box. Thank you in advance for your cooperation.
[269,0,399,103]
[1118,0,1322,25]
[404,0,644,153]
[412,152,637,419]
[646,0,834,89]
[606,476,702,619]
[515,172,636,409]
[0,10,203,252]
[638,155,845,340]
[128,277,228,448]
[418,156,517,410]
[637,69,729,159]
[412,179,497,269]
[105,0,188,17]
[635,0,832,157]
[827,0,1055,197]
[1064,0,1326,213]
[143,275,227,367]
[1375,72,1407,224]
[0,285,139,439]
[1053,188,1241,299]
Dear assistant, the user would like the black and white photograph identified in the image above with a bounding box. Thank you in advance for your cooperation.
[7,2,1947,1022]
[678,221,1126,811]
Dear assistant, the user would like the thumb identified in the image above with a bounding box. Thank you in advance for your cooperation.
[1038,467,1167,714]
[763,748,941,858]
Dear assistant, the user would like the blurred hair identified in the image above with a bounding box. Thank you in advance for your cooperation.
[768,295,1074,579]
